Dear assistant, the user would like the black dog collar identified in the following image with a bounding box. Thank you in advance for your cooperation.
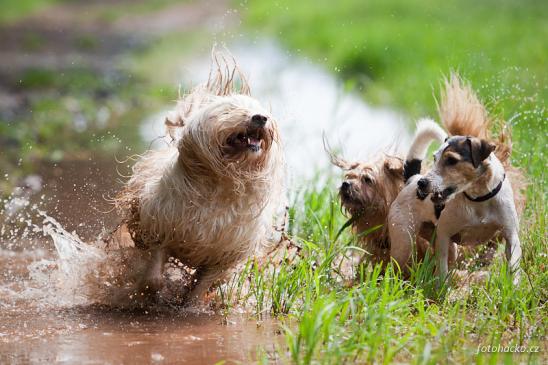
[464,174,506,202]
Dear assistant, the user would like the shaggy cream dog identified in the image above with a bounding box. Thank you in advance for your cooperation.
[115,57,284,303]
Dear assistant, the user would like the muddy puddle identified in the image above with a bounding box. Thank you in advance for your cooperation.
[0,165,284,364]
[1,37,407,363]
[1,301,282,364]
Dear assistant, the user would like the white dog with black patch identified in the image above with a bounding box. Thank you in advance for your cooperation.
[388,76,523,285]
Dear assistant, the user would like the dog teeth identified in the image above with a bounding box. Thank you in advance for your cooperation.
[248,137,260,145]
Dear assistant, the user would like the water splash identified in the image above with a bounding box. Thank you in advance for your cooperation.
[0,198,199,311]
[42,212,105,275]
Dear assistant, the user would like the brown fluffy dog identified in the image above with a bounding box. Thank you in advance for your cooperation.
[328,152,427,267]
[114,58,284,303]
[331,73,525,270]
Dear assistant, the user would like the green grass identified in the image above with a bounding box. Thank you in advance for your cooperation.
[217,177,546,363]
[242,0,546,109]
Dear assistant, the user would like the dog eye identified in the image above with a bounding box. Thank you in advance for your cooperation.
[362,176,373,185]
[445,156,458,166]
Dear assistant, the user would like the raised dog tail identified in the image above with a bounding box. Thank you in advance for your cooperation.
[438,73,511,163]
[403,118,447,181]
[438,73,489,139]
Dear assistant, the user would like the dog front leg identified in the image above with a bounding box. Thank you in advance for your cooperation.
[186,267,223,305]
[504,229,522,285]
[138,247,167,295]
[435,232,450,287]
[388,209,416,275]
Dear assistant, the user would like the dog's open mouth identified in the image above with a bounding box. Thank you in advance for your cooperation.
[340,192,371,216]
[340,190,356,207]
[226,126,267,153]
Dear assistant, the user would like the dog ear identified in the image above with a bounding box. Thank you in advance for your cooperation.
[384,156,403,176]
[165,111,185,140]
[165,110,184,127]
[467,137,496,168]
[328,151,352,170]
[323,133,351,170]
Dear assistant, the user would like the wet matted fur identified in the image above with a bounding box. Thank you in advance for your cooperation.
[114,54,285,303]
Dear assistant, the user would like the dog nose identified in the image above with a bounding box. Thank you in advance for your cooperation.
[341,181,351,191]
[417,178,429,190]
[251,114,267,127]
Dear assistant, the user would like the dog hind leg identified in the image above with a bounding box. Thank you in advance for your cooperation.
[186,266,224,304]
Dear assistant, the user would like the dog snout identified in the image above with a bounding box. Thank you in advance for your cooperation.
[251,114,268,127]
[416,178,430,200]
[341,181,351,191]
[340,181,352,197]
[417,178,429,190]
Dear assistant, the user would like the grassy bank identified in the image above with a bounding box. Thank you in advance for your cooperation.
[220,0,548,363]
[218,180,546,363]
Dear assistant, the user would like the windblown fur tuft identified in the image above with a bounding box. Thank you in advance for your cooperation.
[439,73,489,139]
[438,73,512,163]
[165,51,251,138]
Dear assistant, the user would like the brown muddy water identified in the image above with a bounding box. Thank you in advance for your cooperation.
[1,299,281,364]
[0,159,284,364]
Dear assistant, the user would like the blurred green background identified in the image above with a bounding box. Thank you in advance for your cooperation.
[0,0,545,189]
